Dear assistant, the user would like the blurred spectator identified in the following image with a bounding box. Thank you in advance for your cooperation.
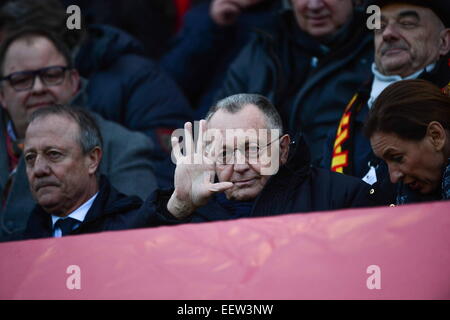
[0,0,194,187]
[215,0,374,167]
[0,29,157,241]
[365,80,450,204]
[161,0,278,117]
[323,0,450,204]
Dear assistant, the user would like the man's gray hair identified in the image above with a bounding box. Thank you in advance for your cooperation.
[205,93,283,133]
[29,105,103,154]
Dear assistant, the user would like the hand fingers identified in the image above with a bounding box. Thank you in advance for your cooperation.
[209,182,234,193]
[184,121,194,157]
[171,136,182,162]
[196,119,206,153]
[214,0,241,11]
[221,4,240,24]
[204,129,223,163]
[241,0,264,8]
[221,0,245,9]
[211,0,241,26]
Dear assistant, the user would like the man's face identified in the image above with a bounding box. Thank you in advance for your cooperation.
[24,115,99,216]
[207,104,289,201]
[291,0,353,38]
[0,36,80,138]
[374,4,450,77]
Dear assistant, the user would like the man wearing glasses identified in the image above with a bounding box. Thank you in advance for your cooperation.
[0,29,157,241]
[0,56,78,141]
[147,94,380,226]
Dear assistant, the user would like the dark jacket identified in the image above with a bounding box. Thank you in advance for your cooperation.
[22,176,148,240]
[73,24,194,186]
[145,135,382,227]
[0,109,157,242]
[322,54,450,205]
[216,6,374,166]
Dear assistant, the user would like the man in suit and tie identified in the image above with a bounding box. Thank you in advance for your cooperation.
[0,28,157,241]
[22,105,151,239]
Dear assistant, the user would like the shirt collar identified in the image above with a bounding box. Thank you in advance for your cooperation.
[368,63,436,109]
[51,192,98,227]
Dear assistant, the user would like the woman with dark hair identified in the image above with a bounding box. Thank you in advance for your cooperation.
[365,79,450,204]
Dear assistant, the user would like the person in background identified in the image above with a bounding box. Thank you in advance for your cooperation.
[161,0,278,116]
[215,0,374,167]
[365,79,450,204]
[59,0,177,59]
[22,106,153,240]
[324,0,450,204]
[0,29,157,241]
[0,0,194,187]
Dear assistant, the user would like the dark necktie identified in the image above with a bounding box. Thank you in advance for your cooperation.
[54,217,79,236]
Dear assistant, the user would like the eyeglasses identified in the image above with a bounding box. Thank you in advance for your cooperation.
[216,137,279,165]
[0,66,71,92]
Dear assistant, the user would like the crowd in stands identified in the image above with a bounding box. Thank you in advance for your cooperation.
[0,0,448,241]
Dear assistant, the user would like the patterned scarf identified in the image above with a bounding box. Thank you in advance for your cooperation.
[331,91,368,174]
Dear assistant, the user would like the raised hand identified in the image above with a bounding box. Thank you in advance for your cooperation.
[167,120,233,219]
[210,0,266,27]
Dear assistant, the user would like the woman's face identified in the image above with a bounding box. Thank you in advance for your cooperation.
[370,129,447,195]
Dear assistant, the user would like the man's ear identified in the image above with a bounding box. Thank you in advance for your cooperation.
[279,134,291,165]
[426,121,446,151]
[86,147,102,175]
[68,69,81,98]
[438,28,450,56]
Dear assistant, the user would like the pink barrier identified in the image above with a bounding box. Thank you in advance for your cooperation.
[1,201,450,300]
